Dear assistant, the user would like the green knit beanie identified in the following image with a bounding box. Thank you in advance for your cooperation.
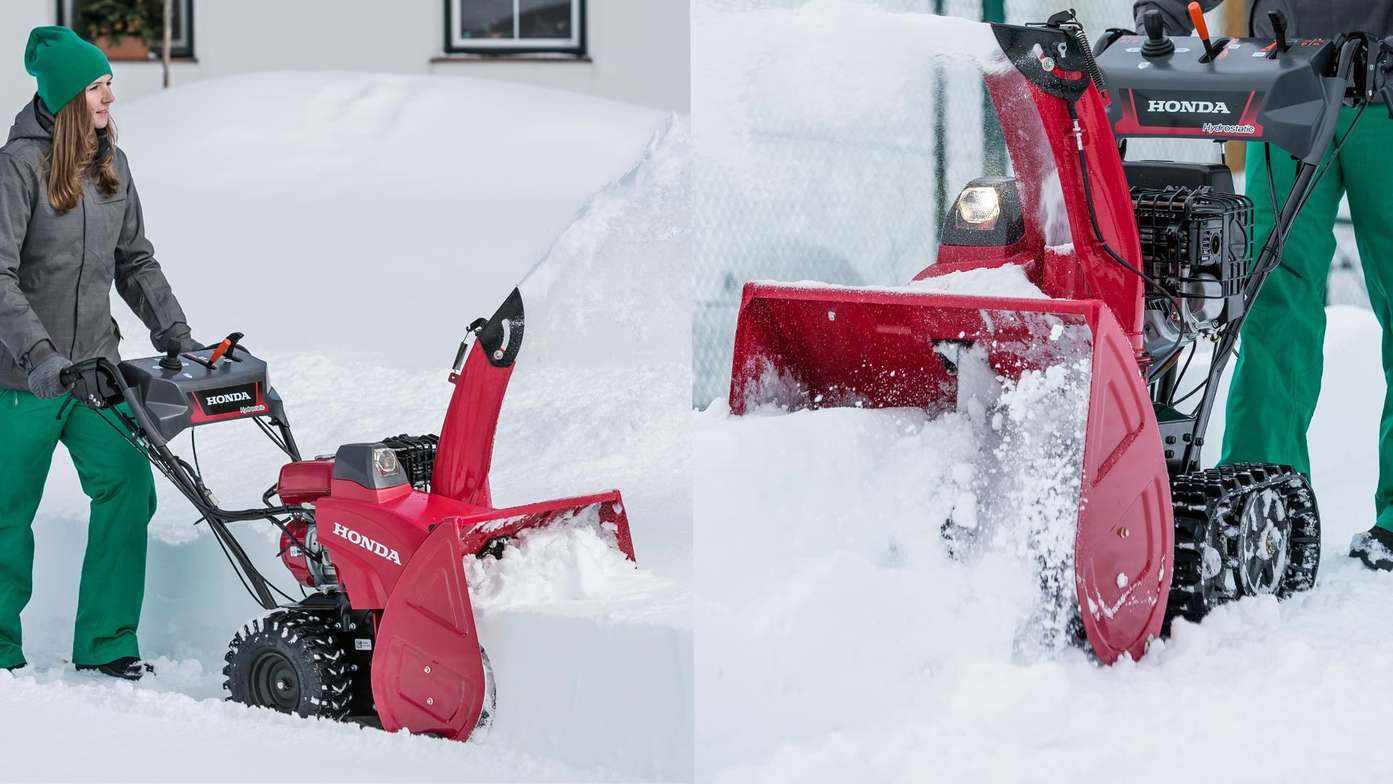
[24,26,112,114]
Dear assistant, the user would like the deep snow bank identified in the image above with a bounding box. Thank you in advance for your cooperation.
[695,306,1393,783]
[13,75,689,782]
[112,71,668,371]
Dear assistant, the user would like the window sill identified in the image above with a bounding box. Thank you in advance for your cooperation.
[431,53,592,64]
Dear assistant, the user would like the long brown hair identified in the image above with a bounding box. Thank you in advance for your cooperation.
[46,92,119,213]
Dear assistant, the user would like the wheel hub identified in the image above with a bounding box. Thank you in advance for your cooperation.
[1237,490,1290,595]
[248,650,302,712]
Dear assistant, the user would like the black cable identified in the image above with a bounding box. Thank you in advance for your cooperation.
[190,427,202,480]
[208,522,260,605]
[1066,103,1182,302]
[1167,342,1197,405]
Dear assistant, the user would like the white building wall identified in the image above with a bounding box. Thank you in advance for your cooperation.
[0,0,688,118]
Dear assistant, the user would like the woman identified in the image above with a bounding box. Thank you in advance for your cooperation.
[0,26,197,679]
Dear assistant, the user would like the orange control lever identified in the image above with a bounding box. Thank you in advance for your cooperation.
[208,337,233,365]
[1188,2,1217,60]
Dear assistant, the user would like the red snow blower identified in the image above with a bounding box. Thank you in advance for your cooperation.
[60,288,635,739]
[728,9,1393,662]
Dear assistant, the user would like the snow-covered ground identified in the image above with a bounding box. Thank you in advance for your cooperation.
[696,306,1393,783]
[2,73,691,782]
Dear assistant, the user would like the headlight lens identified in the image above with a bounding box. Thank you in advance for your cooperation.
[372,447,400,477]
[956,186,1001,228]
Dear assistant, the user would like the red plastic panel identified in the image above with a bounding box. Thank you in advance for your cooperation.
[372,519,488,741]
[729,283,1096,413]
[276,458,335,506]
[278,519,315,588]
[1072,304,1172,663]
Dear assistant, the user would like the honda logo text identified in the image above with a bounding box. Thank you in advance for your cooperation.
[331,522,402,565]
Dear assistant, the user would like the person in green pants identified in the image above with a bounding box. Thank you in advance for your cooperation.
[0,28,198,678]
[1223,107,1393,572]
[1136,0,1393,571]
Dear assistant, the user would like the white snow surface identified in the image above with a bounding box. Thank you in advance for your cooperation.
[756,264,1048,300]
[696,305,1393,783]
[6,74,691,782]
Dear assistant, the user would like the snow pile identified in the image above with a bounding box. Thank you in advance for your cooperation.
[14,73,690,782]
[909,264,1049,299]
[466,511,672,611]
[757,263,1049,300]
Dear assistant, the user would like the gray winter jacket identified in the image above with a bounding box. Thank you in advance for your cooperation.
[0,96,188,390]
[1134,0,1393,39]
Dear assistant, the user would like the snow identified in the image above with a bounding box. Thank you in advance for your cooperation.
[696,304,1393,783]
[754,263,1048,300]
[908,264,1048,299]
[7,73,690,782]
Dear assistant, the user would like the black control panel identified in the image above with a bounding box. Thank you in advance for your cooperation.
[1096,33,1342,161]
[119,345,289,443]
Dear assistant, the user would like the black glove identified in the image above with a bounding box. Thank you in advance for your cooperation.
[152,322,201,354]
[26,350,73,400]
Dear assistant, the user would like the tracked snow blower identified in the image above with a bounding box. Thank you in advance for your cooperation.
[728,7,1393,662]
[59,288,635,739]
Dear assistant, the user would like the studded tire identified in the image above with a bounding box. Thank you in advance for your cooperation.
[223,609,353,720]
[1165,463,1320,633]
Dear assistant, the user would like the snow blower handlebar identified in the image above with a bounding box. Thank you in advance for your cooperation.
[60,348,305,611]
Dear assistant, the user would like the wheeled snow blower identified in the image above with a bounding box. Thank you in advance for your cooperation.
[59,288,635,739]
[728,8,1393,662]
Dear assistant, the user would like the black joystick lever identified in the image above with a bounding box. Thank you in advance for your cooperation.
[1268,10,1290,55]
[159,346,182,371]
[1141,10,1174,58]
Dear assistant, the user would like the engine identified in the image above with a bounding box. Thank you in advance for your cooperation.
[1126,161,1254,364]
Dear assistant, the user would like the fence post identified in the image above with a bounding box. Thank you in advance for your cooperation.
[981,0,1006,176]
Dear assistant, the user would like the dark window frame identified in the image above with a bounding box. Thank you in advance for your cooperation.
[57,0,196,60]
[444,0,587,57]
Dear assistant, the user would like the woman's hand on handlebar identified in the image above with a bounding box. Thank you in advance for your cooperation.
[26,347,73,400]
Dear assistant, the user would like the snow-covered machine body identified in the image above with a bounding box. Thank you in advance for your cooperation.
[60,288,636,739]
[728,10,1391,661]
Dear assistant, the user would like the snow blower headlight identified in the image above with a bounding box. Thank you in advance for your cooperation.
[956,186,1001,227]
[942,176,1025,247]
[372,446,400,477]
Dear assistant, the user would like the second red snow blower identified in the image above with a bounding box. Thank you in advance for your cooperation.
[59,288,635,739]
[728,9,1393,661]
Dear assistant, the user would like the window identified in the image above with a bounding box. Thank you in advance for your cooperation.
[57,0,195,61]
[446,0,585,56]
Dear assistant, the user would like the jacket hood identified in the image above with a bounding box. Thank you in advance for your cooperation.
[7,95,53,144]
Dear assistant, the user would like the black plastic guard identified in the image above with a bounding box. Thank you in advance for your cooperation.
[478,288,525,368]
[992,22,1092,104]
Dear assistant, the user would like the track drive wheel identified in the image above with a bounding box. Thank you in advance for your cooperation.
[224,609,352,719]
[1165,463,1320,633]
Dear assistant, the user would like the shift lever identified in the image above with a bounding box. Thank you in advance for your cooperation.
[1269,10,1290,55]
[1188,1,1219,61]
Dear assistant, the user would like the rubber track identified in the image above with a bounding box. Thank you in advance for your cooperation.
[1165,463,1320,633]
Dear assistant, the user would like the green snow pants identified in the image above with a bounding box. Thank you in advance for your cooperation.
[0,389,156,669]
[1221,106,1393,534]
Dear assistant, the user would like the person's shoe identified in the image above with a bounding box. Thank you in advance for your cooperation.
[1349,525,1393,572]
[74,657,153,681]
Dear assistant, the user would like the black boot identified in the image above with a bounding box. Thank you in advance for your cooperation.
[1349,525,1393,572]
[75,656,153,681]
